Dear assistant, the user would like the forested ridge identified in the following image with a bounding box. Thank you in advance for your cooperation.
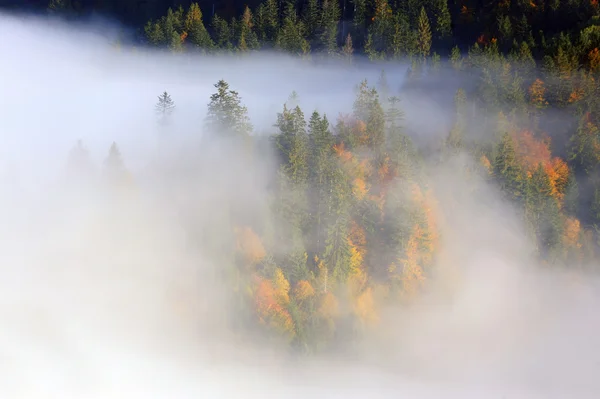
[6,0,600,354]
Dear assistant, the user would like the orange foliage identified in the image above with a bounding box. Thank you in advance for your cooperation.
[592,0,598,7]
[477,34,486,45]
[234,226,266,265]
[511,130,571,200]
[180,31,188,42]
[568,87,584,103]
[355,120,370,146]
[528,79,549,108]
[333,142,353,163]
[480,154,492,174]
[254,277,295,338]
[352,177,368,200]
[589,48,600,72]
[546,158,570,200]
[512,130,552,170]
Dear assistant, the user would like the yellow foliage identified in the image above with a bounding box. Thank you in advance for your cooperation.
[546,158,570,200]
[399,228,426,299]
[234,226,266,265]
[294,280,315,301]
[254,277,296,340]
[273,267,290,305]
[319,292,339,319]
[354,287,379,326]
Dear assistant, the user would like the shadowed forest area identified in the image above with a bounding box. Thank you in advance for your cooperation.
[1,1,600,397]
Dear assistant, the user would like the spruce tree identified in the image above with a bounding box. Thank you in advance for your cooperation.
[416,7,432,59]
[184,3,214,51]
[156,91,175,125]
[206,80,253,136]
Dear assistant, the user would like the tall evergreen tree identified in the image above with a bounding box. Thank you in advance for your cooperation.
[206,80,253,136]
[184,3,214,51]
[416,7,432,59]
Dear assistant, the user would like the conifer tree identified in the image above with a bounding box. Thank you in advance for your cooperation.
[277,4,311,55]
[238,6,260,51]
[493,132,525,201]
[103,142,130,188]
[212,15,234,50]
[445,89,467,153]
[416,7,432,59]
[184,3,214,51]
[319,0,341,54]
[156,91,175,125]
[342,33,354,59]
[206,80,253,136]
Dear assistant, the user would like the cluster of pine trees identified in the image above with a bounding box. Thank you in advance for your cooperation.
[62,51,600,352]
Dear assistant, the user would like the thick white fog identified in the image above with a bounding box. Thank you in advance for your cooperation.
[0,11,599,399]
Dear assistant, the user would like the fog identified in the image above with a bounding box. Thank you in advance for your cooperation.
[1,11,599,399]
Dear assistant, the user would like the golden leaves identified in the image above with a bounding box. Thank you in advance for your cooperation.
[353,287,378,326]
[234,226,266,265]
[254,270,295,340]
[528,79,549,108]
[294,280,315,302]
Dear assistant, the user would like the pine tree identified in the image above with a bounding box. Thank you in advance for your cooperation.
[184,3,214,51]
[433,0,451,38]
[308,112,335,255]
[206,80,253,136]
[445,89,467,153]
[238,6,260,51]
[65,140,96,185]
[274,104,309,186]
[319,0,341,54]
[156,91,175,125]
[277,4,311,55]
[103,142,130,188]
[416,7,432,59]
[342,33,354,60]
[212,15,234,50]
[493,132,525,201]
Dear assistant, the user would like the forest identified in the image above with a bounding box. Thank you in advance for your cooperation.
[3,0,600,356]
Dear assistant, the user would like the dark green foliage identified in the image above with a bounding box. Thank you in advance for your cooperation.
[206,80,252,136]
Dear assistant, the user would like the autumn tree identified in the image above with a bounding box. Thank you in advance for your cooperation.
[184,3,214,51]
[238,6,260,51]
